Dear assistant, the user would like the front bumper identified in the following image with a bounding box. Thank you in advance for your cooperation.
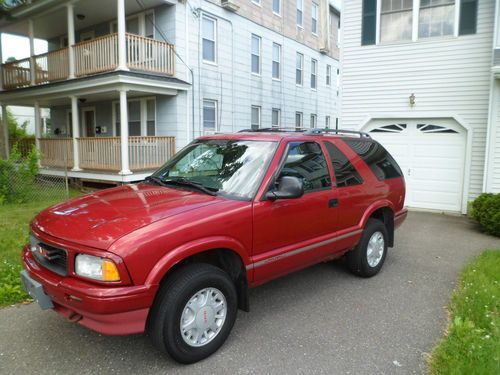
[22,245,157,335]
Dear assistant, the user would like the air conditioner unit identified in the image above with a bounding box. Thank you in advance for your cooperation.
[221,0,239,12]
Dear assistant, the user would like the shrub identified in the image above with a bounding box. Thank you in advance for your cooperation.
[0,144,39,204]
[471,193,500,237]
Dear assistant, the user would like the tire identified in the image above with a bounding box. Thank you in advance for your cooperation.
[147,263,238,364]
[346,218,388,278]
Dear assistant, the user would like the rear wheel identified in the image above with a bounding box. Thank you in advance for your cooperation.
[346,218,388,277]
[147,263,237,364]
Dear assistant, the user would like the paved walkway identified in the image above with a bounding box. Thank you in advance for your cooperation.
[1,211,499,374]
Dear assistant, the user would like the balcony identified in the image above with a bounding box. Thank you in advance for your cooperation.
[2,33,175,90]
[38,136,175,172]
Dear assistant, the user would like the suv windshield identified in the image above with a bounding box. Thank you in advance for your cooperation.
[151,139,278,200]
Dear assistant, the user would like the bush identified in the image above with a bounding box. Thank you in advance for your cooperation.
[471,193,500,237]
[0,144,39,204]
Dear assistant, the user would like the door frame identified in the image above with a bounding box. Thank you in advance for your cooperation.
[81,107,96,137]
[359,114,473,214]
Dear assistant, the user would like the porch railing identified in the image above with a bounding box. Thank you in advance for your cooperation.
[2,33,176,89]
[3,57,31,89]
[9,138,36,157]
[77,136,175,171]
[39,138,74,168]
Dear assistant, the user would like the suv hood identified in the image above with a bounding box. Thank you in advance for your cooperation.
[32,184,221,249]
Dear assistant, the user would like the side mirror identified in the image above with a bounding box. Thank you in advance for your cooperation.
[266,176,304,200]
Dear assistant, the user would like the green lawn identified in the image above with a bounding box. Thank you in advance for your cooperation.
[0,191,81,307]
[429,250,500,374]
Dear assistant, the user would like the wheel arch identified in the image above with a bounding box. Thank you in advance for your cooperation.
[361,201,395,247]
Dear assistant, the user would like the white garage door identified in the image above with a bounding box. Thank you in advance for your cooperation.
[366,120,466,212]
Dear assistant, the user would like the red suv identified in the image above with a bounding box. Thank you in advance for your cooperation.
[21,129,406,363]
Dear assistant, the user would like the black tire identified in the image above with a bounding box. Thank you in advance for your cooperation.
[147,263,238,364]
[346,218,388,278]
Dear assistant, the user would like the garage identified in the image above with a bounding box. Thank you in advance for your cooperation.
[364,119,467,212]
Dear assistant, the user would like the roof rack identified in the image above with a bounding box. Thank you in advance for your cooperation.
[238,127,305,133]
[304,128,371,139]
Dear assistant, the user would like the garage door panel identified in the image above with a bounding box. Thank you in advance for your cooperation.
[367,119,465,212]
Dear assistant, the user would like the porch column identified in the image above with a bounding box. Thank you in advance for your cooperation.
[117,0,129,71]
[28,19,35,86]
[70,96,81,171]
[67,3,75,79]
[119,89,131,175]
[0,33,4,90]
[1,105,8,158]
[34,101,41,152]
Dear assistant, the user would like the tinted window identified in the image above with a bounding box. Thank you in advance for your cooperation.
[324,142,363,187]
[278,142,331,192]
[344,140,403,181]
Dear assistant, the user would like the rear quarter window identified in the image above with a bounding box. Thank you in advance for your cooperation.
[343,139,403,181]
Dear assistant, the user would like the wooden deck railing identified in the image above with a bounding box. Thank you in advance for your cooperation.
[39,138,74,168]
[3,57,31,89]
[35,48,70,84]
[77,136,175,171]
[2,33,175,89]
[9,138,35,157]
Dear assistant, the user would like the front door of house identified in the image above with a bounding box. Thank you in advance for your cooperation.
[82,109,96,137]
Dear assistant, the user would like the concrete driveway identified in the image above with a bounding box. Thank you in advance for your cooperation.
[1,211,499,375]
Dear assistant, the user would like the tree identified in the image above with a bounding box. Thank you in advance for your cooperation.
[0,108,30,140]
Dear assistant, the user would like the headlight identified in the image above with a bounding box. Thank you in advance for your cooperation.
[75,254,120,282]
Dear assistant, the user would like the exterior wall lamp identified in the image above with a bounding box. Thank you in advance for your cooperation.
[409,93,416,106]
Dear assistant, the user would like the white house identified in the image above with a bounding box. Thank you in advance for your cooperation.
[0,0,340,183]
[341,0,500,214]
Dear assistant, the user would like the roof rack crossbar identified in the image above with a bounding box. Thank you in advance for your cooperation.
[304,128,371,138]
[238,127,305,133]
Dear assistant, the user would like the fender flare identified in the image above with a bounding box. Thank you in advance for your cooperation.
[145,236,251,286]
[359,200,395,228]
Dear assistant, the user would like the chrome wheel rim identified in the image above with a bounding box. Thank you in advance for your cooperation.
[367,231,385,268]
[180,287,227,347]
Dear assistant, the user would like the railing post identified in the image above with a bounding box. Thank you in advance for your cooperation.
[28,19,36,85]
[67,3,75,79]
[70,96,81,171]
[117,0,129,71]
[119,89,132,175]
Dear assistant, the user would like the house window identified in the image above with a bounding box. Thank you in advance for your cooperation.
[310,114,317,128]
[272,108,281,128]
[114,98,155,136]
[111,11,154,38]
[297,0,303,27]
[295,112,303,129]
[251,34,261,75]
[146,99,156,135]
[419,0,455,38]
[203,99,217,132]
[326,64,331,86]
[325,116,331,128]
[273,0,281,15]
[202,15,216,63]
[251,106,261,130]
[312,3,318,34]
[380,0,413,43]
[459,0,478,35]
[361,0,377,45]
[272,43,281,79]
[311,59,317,89]
[296,52,304,85]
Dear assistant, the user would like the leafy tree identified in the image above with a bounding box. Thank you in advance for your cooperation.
[0,108,30,140]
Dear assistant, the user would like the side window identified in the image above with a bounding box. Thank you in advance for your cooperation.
[344,139,403,181]
[324,142,363,187]
[277,142,331,192]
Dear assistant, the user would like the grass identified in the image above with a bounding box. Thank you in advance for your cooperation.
[0,188,81,307]
[429,250,500,374]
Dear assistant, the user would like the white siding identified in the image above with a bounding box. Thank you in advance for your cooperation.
[487,80,500,192]
[341,0,495,201]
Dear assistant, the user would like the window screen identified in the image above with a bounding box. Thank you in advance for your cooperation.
[344,140,403,181]
[278,142,331,192]
[324,142,363,187]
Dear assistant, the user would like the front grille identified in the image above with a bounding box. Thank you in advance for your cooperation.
[32,241,68,277]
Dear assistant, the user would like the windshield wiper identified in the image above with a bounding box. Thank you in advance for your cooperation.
[145,176,169,187]
[161,178,218,196]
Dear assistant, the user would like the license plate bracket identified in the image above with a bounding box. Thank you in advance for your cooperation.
[20,270,54,310]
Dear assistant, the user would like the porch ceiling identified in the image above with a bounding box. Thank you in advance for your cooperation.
[0,0,173,39]
[0,70,189,106]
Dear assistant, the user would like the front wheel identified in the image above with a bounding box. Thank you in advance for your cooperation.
[147,263,238,364]
[346,218,388,277]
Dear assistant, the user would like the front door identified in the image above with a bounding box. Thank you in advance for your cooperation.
[82,109,96,137]
[252,141,338,284]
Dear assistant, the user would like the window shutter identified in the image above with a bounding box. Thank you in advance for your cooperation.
[459,0,478,35]
[361,0,377,45]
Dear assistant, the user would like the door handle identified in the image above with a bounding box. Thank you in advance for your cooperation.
[328,198,339,208]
